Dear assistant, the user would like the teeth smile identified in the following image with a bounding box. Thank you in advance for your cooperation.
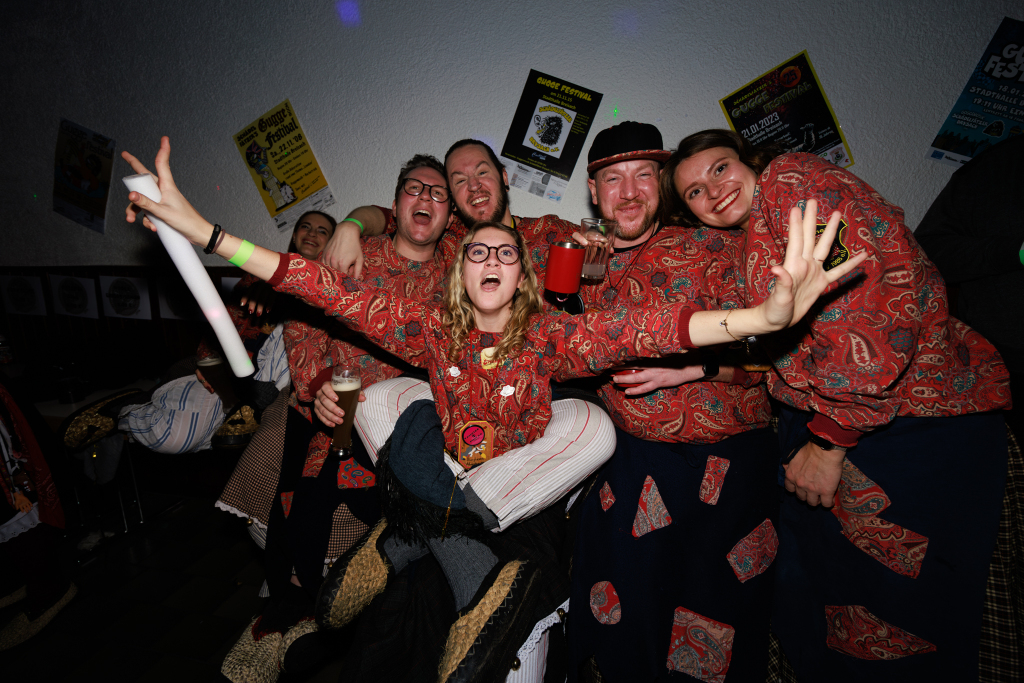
[472,197,488,206]
[714,189,739,213]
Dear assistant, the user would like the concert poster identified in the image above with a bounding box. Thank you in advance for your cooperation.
[234,99,336,232]
[500,70,603,203]
[720,51,853,168]
[928,17,1024,167]
[53,119,116,234]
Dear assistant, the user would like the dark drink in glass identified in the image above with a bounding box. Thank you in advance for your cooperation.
[330,367,361,455]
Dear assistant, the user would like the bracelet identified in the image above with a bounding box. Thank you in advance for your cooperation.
[214,231,226,252]
[719,309,745,343]
[342,217,364,235]
[204,224,222,254]
[228,240,255,267]
[701,349,720,380]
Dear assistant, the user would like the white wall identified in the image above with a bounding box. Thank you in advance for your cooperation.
[3,0,1020,266]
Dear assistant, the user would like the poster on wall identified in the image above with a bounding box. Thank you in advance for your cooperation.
[53,119,116,234]
[234,99,336,233]
[49,275,99,319]
[499,70,603,204]
[99,276,152,320]
[928,17,1024,167]
[720,51,853,168]
[0,276,47,317]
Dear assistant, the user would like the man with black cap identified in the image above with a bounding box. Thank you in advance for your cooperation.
[567,122,780,683]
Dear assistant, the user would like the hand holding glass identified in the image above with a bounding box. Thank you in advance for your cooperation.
[581,218,615,279]
[329,366,362,456]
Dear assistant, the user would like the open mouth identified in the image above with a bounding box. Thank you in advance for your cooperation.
[413,209,431,224]
[481,273,501,291]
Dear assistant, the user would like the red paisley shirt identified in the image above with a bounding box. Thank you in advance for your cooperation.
[268,254,697,455]
[285,235,448,403]
[743,153,1009,445]
[580,225,771,444]
[376,206,577,288]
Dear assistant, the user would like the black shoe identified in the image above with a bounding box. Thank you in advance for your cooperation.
[438,559,542,683]
[315,518,392,629]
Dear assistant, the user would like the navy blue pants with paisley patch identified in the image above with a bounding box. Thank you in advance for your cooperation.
[773,408,1007,682]
[568,426,780,682]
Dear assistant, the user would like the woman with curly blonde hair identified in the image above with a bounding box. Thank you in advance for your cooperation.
[122,137,863,683]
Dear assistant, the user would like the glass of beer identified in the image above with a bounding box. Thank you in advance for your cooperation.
[581,218,615,279]
[329,365,362,456]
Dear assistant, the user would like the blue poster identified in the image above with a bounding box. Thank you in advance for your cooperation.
[929,17,1024,167]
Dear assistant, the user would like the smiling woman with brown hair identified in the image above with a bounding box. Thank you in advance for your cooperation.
[662,128,1011,682]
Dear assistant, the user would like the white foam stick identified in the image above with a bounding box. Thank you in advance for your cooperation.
[123,173,254,378]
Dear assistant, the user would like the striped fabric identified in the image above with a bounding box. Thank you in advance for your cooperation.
[355,378,616,530]
[119,325,290,454]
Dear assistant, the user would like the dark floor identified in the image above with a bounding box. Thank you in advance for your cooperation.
[0,442,343,682]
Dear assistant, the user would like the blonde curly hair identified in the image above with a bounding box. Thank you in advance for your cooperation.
[442,221,544,364]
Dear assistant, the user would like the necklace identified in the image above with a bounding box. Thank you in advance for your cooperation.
[605,223,663,305]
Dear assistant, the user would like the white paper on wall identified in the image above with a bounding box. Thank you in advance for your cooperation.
[0,276,47,316]
[99,276,152,320]
[49,275,99,318]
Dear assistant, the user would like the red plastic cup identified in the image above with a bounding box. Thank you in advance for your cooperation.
[546,242,585,295]
[613,368,644,390]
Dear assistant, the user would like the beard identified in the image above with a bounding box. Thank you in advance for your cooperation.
[457,186,511,227]
[611,200,658,241]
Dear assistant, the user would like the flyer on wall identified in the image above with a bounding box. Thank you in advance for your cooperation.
[499,70,603,203]
[720,51,853,168]
[53,119,116,234]
[234,99,336,232]
[928,17,1024,167]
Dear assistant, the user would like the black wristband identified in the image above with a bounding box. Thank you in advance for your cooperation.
[204,224,222,254]
[806,432,848,452]
[701,350,720,380]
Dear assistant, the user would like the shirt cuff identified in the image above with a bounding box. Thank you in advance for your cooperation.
[267,252,291,286]
[808,412,863,448]
[677,307,697,350]
[307,367,334,400]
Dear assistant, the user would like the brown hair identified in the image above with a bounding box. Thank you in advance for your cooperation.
[659,129,785,227]
[442,221,543,364]
[287,211,337,252]
[393,153,448,205]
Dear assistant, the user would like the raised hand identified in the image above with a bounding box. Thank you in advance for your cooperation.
[761,200,867,330]
[122,137,214,247]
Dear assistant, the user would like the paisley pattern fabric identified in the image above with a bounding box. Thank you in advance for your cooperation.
[832,460,928,578]
[825,604,937,660]
[589,581,621,625]
[337,457,375,490]
[380,207,578,292]
[699,455,730,505]
[284,235,448,406]
[280,491,293,518]
[599,481,615,510]
[632,475,672,538]
[742,153,1009,435]
[666,606,735,682]
[726,518,779,583]
[302,431,330,478]
[270,254,694,456]
[831,458,890,530]
[579,226,771,444]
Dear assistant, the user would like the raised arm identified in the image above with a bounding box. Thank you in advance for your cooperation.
[319,206,390,277]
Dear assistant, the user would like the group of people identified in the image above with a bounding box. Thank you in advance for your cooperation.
[118,120,1012,683]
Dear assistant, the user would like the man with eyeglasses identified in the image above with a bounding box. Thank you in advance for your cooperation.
[319,139,577,286]
[221,154,457,681]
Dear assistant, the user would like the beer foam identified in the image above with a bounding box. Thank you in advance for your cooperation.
[331,376,362,391]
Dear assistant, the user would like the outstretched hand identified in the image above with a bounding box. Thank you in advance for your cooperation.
[122,137,214,246]
[761,200,867,330]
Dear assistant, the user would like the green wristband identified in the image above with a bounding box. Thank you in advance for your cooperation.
[228,240,255,267]
[342,217,364,235]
